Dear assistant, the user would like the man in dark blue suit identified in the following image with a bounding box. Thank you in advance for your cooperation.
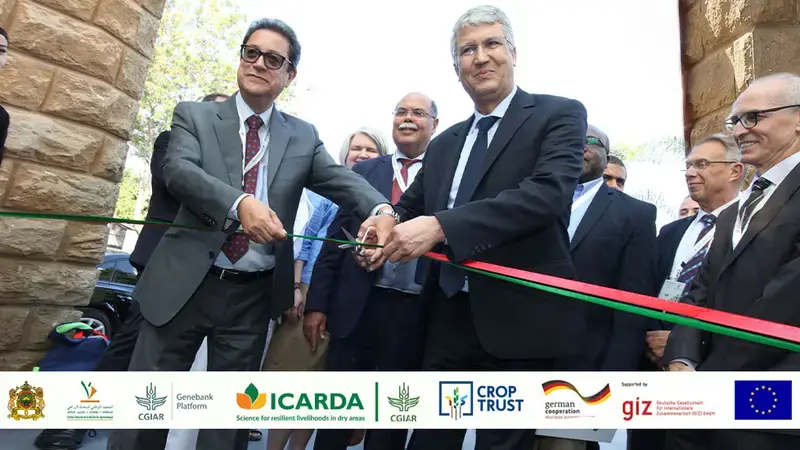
[628,133,743,450]
[304,92,438,450]
[540,125,657,450]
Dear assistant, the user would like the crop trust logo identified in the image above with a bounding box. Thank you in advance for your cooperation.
[541,380,611,419]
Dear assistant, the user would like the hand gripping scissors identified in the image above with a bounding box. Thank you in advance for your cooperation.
[337,226,376,256]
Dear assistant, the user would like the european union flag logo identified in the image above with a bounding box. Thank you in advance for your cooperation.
[734,380,792,420]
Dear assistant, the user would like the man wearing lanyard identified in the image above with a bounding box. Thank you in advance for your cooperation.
[628,133,743,450]
[538,125,657,450]
[304,92,438,450]
[664,73,800,450]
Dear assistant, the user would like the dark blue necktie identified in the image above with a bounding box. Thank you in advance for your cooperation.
[676,214,716,294]
[439,115,500,297]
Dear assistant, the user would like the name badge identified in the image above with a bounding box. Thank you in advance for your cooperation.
[658,279,686,302]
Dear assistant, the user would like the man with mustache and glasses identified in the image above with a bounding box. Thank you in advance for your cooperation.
[664,73,800,450]
[304,92,438,450]
[108,18,393,450]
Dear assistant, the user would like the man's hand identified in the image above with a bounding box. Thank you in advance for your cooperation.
[237,196,286,244]
[666,361,695,371]
[355,211,397,271]
[382,216,445,263]
[284,287,305,322]
[645,330,671,363]
[303,312,327,352]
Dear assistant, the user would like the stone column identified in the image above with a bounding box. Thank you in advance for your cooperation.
[0,0,165,370]
[681,0,800,147]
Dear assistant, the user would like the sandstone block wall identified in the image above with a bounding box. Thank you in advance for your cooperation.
[681,0,800,146]
[0,0,165,370]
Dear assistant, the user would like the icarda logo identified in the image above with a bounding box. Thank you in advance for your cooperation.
[235,383,366,424]
[237,384,266,410]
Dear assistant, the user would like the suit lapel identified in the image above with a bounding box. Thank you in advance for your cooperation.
[266,109,290,193]
[720,163,800,273]
[377,156,394,200]
[436,118,474,211]
[666,217,694,264]
[478,89,535,181]
[570,183,614,251]
[213,97,243,187]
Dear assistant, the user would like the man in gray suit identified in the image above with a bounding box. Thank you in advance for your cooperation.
[110,18,393,450]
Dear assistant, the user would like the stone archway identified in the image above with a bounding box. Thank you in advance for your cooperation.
[0,0,165,369]
[0,0,799,370]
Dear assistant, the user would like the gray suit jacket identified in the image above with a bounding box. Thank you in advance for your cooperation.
[134,95,387,326]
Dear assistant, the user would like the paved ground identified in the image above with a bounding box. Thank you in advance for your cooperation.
[0,428,627,449]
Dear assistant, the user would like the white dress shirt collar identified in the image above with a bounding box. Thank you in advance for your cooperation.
[755,151,800,188]
[393,147,426,162]
[471,85,518,126]
[235,93,274,128]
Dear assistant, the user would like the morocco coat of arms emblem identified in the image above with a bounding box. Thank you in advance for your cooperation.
[7,381,45,420]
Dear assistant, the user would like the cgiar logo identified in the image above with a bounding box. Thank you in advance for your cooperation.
[136,383,168,421]
[387,383,420,423]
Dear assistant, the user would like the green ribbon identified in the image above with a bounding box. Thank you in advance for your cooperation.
[2,210,798,353]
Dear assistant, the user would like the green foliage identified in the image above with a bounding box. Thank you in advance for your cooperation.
[132,0,247,161]
[114,170,141,219]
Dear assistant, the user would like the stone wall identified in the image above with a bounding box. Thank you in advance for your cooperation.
[681,0,800,147]
[0,0,165,369]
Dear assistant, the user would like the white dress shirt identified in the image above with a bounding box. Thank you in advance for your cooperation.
[216,93,275,271]
[567,177,604,241]
[447,85,518,291]
[732,151,800,248]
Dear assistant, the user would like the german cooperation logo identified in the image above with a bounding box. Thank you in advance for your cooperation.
[542,380,610,419]
[439,381,524,420]
[236,383,366,424]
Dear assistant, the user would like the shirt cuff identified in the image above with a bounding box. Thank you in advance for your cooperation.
[667,358,697,370]
[228,194,251,221]
[369,203,392,216]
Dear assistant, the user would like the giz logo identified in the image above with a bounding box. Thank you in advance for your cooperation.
[622,397,652,421]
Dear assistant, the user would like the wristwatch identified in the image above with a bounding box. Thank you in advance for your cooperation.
[377,207,401,224]
[294,282,301,290]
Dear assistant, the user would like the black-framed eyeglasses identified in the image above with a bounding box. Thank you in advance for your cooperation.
[723,104,800,132]
[683,159,740,171]
[240,45,292,70]
[586,136,606,149]
[393,108,435,119]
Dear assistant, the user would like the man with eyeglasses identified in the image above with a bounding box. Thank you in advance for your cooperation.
[663,73,800,450]
[108,18,393,450]
[536,125,657,450]
[305,92,438,450]
[626,133,742,450]
[355,6,592,449]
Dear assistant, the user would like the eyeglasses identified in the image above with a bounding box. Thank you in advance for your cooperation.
[457,36,514,58]
[240,45,292,70]
[393,108,435,119]
[723,104,800,132]
[683,159,739,171]
[585,136,606,149]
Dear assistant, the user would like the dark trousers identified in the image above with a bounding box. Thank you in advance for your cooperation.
[406,289,556,450]
[106,271,272,450]
[313,286,424,450]
[94,300,143,371]
[628,429,666,450]
[665,429,800,450]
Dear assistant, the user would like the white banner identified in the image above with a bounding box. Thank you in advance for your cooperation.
[1,372,797,430]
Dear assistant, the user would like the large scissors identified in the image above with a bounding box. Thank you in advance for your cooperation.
[338,226,375,256]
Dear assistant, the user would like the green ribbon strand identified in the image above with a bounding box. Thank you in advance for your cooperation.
[2,210,798,352]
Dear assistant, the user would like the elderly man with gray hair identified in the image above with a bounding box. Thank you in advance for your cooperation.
[355,5,592,450]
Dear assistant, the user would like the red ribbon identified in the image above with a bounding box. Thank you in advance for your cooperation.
[425,252,800,344]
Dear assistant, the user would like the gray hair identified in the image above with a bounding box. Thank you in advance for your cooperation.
[243,18,301,68]
[338,127,389,165]
[747,73,800,104]
[450,5,515,65]
[694,133,741,161]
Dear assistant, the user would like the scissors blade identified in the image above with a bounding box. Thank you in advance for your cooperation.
[338,227,358,249]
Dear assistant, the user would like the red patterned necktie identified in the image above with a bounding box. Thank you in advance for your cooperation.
[391,158,421,204]
[221,114,264,264]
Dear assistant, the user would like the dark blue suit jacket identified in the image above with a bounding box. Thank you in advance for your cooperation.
[568,182,658,370]
[305,155,394,340]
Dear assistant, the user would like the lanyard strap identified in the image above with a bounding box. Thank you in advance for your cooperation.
[392,157,418,193]
[239,129,270,177]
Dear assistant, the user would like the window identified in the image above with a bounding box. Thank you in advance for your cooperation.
[97,261,115,282]
[113,259,139,285]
